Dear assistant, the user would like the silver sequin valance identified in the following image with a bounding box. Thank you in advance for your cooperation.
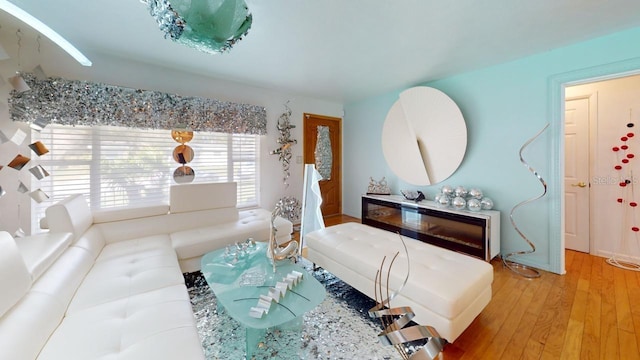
[8,73,267,135]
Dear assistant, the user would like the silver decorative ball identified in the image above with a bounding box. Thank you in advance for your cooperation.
[454,186,467,198]
[436,195,450,207]
[467,198,482,211]
[440,185,454,196]
[452,196,466,210]
[480,197,494,210]
[468,188,483,199]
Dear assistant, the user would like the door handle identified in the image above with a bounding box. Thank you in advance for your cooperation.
[571,181,587,188]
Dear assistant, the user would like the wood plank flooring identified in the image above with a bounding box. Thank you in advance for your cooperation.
[316,215,640,359]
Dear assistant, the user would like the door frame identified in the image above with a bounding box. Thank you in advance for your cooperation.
[564,93,597,253]
[550,57,640,274]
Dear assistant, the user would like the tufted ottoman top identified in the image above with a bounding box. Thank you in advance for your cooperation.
[305,222,494,320]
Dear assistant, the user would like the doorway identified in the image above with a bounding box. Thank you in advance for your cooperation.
[564,74,640,257]
[303,113,342,217]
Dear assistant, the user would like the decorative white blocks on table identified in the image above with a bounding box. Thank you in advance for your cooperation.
[249,270,304,319]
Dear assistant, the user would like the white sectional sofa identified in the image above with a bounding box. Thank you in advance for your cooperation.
[0,182,293,360]
[305,222,494,343]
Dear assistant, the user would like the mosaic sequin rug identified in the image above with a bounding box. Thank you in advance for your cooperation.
[186,261,401,360]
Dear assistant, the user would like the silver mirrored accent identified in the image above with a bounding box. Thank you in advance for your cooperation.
[29,165,50,180]
[274,196,301,223]
[0,130,9,144]
[0,186,6,198]
[30,189,50,203]
[9,73,267,135]
[10,129,26,145]
[9,73,30,93]
[30,117,50,132]
[271,103,296,187]
[173,166,195,183]
[17,182,29,194]
[314,125,332,180]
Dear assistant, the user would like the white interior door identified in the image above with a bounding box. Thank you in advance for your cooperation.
[564,97,591,252]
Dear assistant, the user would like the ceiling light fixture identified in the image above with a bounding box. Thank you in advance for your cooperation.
[0,0,92,66]
[141,0,252,54]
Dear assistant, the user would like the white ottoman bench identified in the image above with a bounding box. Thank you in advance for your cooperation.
[304,222,493,343]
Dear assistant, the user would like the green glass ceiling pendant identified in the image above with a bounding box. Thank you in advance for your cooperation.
[141,0,252,54]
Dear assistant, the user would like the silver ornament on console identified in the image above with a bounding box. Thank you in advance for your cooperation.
[452,196,466,210]
[454,186,467,198]
[468,188,483,199]
[467,198,482,212]
[436,195,450,208]
[480,197,494,210]
[440,185,454,197]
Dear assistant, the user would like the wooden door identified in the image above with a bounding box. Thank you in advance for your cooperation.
[564,97,591,253]
[303,114,342,216]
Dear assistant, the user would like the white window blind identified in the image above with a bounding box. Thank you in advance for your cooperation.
[33,124,259,225]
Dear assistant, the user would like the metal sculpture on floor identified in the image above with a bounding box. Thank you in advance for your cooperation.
[368,234,445,359]
[502,123,549,278]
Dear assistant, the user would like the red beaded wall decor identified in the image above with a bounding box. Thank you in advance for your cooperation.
[609,121,640,271]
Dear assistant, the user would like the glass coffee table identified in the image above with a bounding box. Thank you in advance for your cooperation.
[201,242,326,358]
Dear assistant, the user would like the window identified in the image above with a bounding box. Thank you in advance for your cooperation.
[32,124,259,226]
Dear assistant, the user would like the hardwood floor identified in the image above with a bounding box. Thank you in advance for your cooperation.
[314,215,640,360]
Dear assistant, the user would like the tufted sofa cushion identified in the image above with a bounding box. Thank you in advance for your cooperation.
[67,234,184,314]
[37,285,204,360]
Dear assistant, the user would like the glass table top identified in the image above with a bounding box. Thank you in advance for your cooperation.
[201,242,326,329]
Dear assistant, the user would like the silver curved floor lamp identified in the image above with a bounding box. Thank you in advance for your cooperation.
[502,123,550,279]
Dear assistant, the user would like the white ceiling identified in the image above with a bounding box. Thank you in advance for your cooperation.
[3,0,640,103]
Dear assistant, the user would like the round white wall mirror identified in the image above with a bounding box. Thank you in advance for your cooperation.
[382,86,467,185]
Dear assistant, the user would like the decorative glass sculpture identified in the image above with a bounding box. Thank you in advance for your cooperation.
[142,0,252,54]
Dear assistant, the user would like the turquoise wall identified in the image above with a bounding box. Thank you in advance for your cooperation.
[343,26,640,273]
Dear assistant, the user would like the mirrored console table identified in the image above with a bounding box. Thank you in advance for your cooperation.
[362,194,500,261]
